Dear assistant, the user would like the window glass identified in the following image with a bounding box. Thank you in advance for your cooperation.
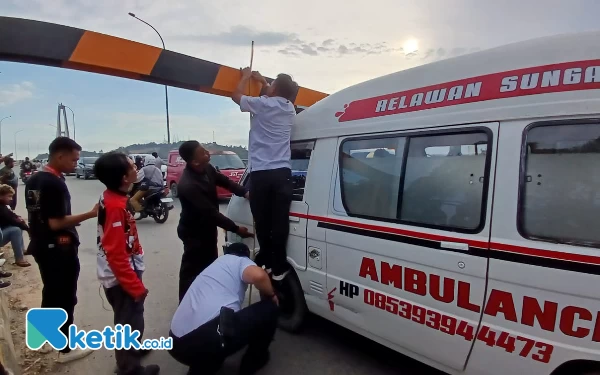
[399,132,488,230]
[291,142,314,201]
[340,137,406,219]
[521,123,600,246]
[209,154,245,170]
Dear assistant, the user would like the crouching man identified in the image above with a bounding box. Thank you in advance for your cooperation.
[169,243,279,375]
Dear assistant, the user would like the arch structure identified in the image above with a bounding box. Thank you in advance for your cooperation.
[0,17,328,107]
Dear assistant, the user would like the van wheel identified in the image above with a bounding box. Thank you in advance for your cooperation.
[170,183,178,198]
[274,269,307,333]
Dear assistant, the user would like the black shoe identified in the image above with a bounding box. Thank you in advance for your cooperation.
[0,280,11,289]
[240,351,270,375]
[0,271,13,278]
[142,365,160,375]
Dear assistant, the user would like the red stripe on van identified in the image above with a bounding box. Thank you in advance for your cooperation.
[489,242,600,265]
[290,212,600,265]
[289,212,489,249]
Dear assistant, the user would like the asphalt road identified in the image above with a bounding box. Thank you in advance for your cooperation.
[39,177,442,375]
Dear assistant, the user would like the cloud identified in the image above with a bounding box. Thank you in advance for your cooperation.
[279,39,404,58]
[404,46,478,62]
[0,81,35,107]
[173,25,297,46]
[422,48,435,60]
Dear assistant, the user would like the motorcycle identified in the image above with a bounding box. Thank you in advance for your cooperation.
[129,186,174,224]
[21,170,36,184]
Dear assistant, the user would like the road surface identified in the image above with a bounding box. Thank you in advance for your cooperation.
[39,178,442,375]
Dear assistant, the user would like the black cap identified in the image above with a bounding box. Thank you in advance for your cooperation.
[224,242,250,258]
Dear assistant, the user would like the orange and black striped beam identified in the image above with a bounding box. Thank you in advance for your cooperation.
[0,17,328,107]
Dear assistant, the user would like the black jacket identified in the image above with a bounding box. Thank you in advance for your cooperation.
[0,204,28,230]
[177,164,246,240]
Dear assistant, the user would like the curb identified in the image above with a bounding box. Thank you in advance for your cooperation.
[0,290,20,375]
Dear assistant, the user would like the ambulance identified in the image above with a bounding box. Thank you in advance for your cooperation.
[226,31,600,375]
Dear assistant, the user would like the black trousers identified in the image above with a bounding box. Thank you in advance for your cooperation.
[34,246,80,354]
[104,274,144,375]
[177,226,218,302]
[169,299,278,375]
[249,168,293,275]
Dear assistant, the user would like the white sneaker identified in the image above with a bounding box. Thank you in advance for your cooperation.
[0,259,6,267]
[56,348,93,363]
[39,343,53,354]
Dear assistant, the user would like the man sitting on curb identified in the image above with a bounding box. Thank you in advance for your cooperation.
[0,184,30,268]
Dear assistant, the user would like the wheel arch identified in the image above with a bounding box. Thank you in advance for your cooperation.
[551,359,600,375]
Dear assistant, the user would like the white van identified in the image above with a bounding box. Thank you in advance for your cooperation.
[226,31,600,375]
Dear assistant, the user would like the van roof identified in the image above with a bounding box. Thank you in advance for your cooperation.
[294,31,600,140]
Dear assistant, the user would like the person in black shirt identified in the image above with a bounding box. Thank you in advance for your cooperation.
[25,137,98,363]
[176,141,253,302]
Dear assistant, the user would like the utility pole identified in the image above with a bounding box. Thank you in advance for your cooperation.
[129,12,170,144]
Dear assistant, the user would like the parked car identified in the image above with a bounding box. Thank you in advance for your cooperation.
[166,150,246,199]
[75,156,99,179]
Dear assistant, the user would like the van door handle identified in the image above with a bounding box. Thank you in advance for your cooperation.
[440,241,470,252]
[289,216,300,223]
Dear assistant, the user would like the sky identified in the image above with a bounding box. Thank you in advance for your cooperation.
[2,0,600,158]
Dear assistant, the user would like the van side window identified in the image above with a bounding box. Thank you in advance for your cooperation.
[291,141,315,201]
[339,131,490,232]
[340,137,406,219]
[399,132,488,230]
[520,123,600,246]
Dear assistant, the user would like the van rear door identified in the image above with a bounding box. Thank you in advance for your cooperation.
[467,119,600,374]
[324,123,498,371]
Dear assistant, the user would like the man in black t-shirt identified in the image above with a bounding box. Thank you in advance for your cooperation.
[25,137,98,363]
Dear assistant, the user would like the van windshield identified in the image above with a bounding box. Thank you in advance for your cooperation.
[210,154,245,170]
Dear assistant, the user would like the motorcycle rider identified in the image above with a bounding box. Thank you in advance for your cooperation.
[20,157,35,180]
[129,162,165,214]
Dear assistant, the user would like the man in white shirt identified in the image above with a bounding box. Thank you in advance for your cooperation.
[151,152,163,171]
[231,68,298,281]
[169,243,279,375]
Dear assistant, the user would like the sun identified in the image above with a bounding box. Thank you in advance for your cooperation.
[403,39,419,55]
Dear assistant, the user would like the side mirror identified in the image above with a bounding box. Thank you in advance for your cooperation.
[215,166,221,173]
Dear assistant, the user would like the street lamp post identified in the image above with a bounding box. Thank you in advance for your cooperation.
[64,105,76,141]
[0,116,11,154]
[128,12,171,144]
[14,130,24,161]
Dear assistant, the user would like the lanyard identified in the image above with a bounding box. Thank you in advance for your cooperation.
[44,166,62,178]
